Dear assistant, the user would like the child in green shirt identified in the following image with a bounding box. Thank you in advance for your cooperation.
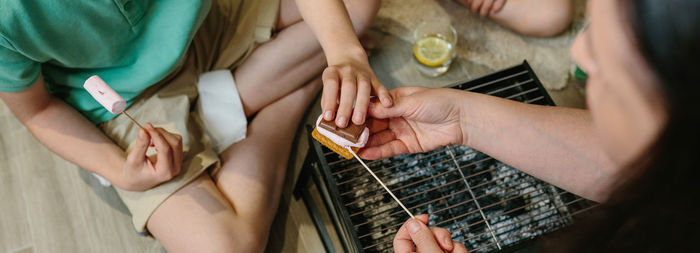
[0,0,387,251]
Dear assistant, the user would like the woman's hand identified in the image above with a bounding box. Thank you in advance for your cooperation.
[321,50,392,128]
[116,123,183,191]
[359,87,466,160]
[456,0,507,16]
[394,214,468,253]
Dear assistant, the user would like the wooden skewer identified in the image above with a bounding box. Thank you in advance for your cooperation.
[347,147,415,219]
[121,111,144,130]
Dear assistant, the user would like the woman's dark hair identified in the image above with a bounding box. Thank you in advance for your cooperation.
[546,0,700,251]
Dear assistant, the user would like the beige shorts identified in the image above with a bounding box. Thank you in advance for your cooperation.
[98,0,279,233]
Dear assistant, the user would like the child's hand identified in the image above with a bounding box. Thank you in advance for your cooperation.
[117,123,183,191]
[322,55,392,128]
[456,0,507,16]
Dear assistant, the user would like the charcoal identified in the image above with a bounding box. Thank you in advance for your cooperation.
[324,142,594,252]
[313,62,594,252]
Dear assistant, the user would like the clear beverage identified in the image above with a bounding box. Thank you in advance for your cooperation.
[413,22,457,77]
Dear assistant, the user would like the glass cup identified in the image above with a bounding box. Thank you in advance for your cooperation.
[412,21,458,77]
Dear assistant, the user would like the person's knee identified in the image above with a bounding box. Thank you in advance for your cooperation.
[194,222,270,253]
[517,0,574,37]
[234,222,272,252]
[345,0,381,35]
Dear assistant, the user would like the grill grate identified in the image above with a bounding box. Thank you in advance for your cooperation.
[303,61,595,252]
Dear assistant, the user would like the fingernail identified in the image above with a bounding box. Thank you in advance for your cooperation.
[407,220,421,234]
[444,237,452,246]
[324,110,333,120]
[382,96,393,107]
[337,116,347,127]
[353,113,364,124]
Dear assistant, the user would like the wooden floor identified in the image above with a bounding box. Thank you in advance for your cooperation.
[0,1,587,252]
[0,95,331,253]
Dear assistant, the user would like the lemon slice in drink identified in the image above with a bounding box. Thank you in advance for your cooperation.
[413,36,452,67]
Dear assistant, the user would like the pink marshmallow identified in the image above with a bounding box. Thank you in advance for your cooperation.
[83,75,126,114]
[316,115,369,148]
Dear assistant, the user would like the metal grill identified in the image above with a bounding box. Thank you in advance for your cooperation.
[297,61,595,252]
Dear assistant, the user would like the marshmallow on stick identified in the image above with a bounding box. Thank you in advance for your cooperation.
[83,75,143,129]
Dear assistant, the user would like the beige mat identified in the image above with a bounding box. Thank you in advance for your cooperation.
[370,0,587,90]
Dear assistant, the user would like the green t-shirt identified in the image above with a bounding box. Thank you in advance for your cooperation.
[0,0,211,123]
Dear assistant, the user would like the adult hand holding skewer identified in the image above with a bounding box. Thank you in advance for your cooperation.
[394,214,468,253]
[360,87,465,160]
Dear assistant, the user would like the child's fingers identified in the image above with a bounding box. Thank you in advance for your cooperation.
[153,128,183,176]
[322,67,340,121]
[126,128,151,167]
[371,78,393,107]
[367,89,418,119]
[146,125,175,179]
[367,100,401,119]
[480,0,495,16]
[153,128,181,148]
[353,74,372,125]
[471,0,484,13]
[336,69,357,128]
[492,0,506,14]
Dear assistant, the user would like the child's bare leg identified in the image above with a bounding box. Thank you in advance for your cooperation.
[234,23,326,117]
[214,77,322,248]
[460,0,574,37]
[145,79,320,253]
[146,174,247,252]
[145,1,379,251]
[234,0,380,117]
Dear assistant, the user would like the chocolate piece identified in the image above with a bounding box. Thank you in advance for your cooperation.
[318,118,366,143]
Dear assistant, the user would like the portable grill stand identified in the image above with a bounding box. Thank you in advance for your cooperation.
[294,61,593,253]
[295,132,361,252]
